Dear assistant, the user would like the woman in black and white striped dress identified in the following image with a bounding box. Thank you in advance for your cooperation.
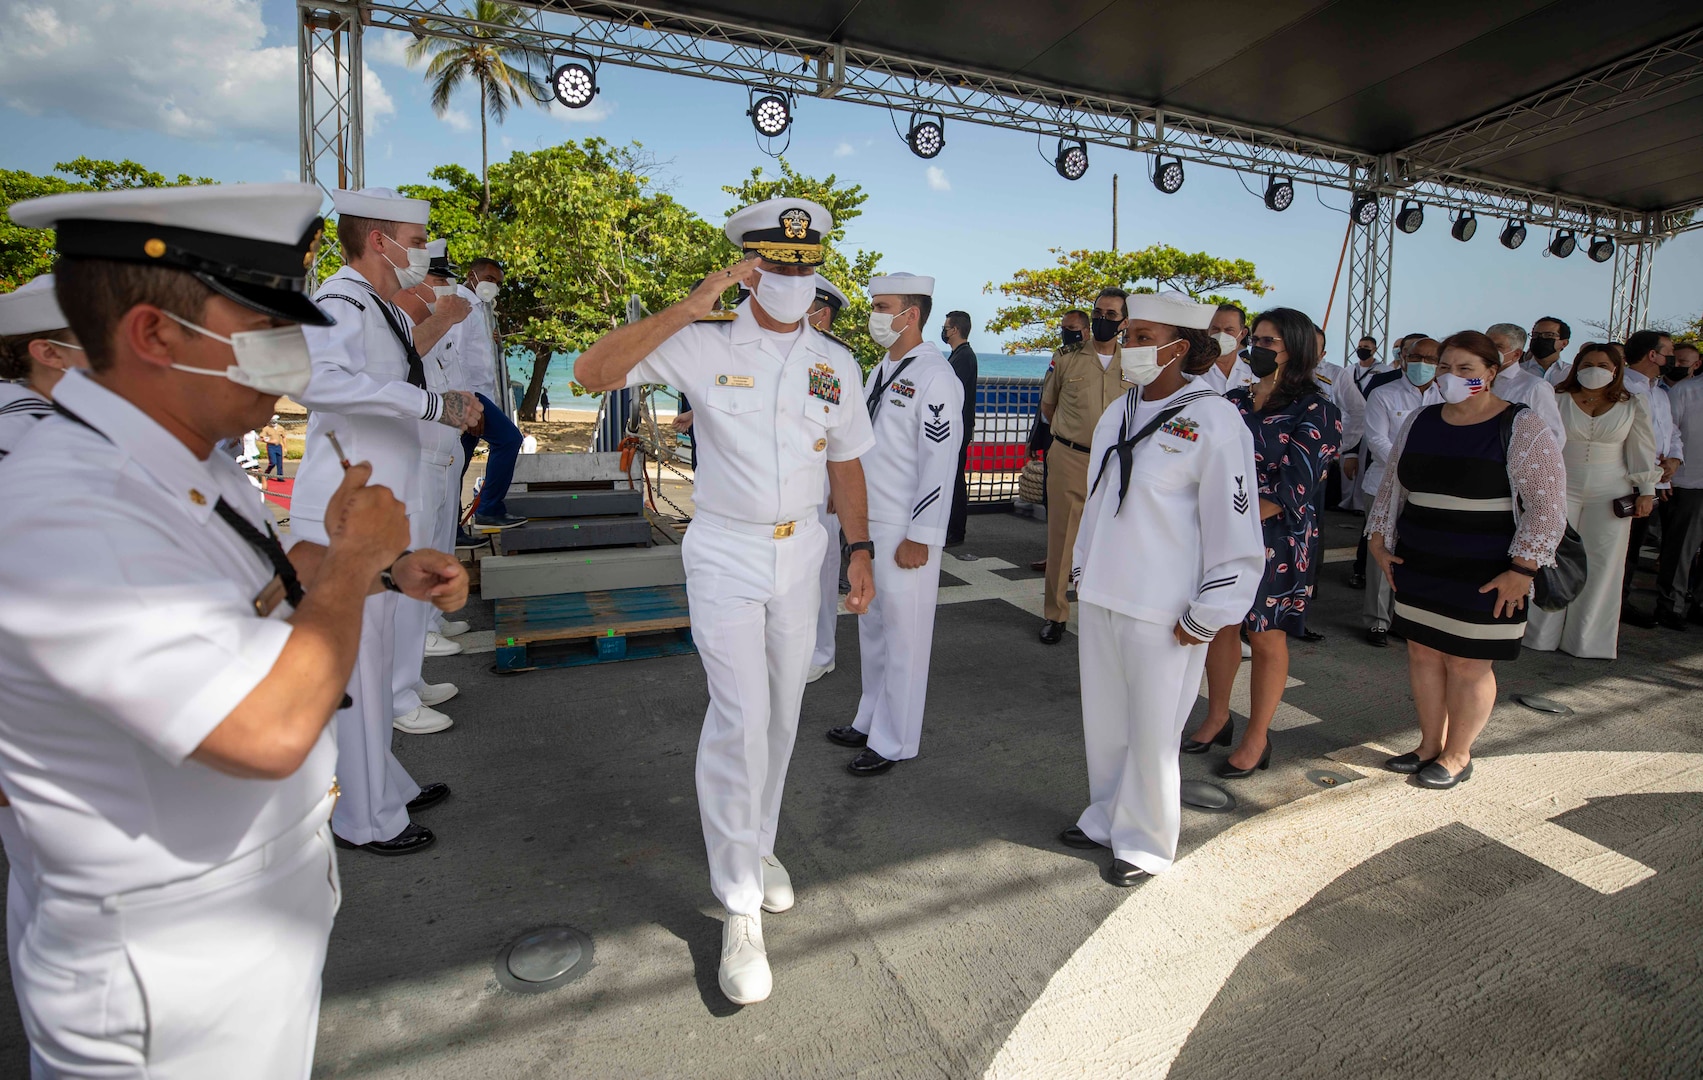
[1366,331,1566,789]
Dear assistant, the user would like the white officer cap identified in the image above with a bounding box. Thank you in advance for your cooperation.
[0,275,69,336]
[868,272,934,298]
[1126,290,1216,329]
[332,186,431,226]
[724,197,832,266]
[426,237,458,279]
[813,274,849,312]
[8,182,333,326]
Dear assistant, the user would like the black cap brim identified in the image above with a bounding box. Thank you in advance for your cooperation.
[195,272,334,327]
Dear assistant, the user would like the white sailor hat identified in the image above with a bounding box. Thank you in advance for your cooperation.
[868,272,934,297]
[332,186,431,226]
[0,275,69,336]
[725,197,832,266]
[1126,290,1216,329]
[813,274,849,312]
[426,237,458,278]
[8,182,332,327]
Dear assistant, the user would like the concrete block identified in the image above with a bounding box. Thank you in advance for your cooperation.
[507,489,644,519]
[479,543,686,599]
[496,515,652,554]
[512,452,637,486]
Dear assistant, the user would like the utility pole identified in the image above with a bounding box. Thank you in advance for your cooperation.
[1111,173,1119,251]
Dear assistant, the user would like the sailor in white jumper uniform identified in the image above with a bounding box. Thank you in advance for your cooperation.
[806,274,854,683]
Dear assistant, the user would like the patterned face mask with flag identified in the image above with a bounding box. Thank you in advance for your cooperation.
[1437,373,1489,403]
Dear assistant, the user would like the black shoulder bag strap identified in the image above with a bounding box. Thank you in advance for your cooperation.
[1089,390,1208,514]
[865,355,916,420]
[350,282,427,390]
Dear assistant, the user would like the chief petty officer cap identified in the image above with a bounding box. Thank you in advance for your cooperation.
[813,273,849,313]
[867,272,934,297]
[426,237,458,279]
[724,197,833,266]
[0,274,69,335]
[1126,290,1215,329]
[8,182,335,327]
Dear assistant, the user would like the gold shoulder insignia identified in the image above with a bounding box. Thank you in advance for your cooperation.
[1316,371,1333,384]
[697,311,738,323]
[817,329,855,352]
[1056,341,1086,357]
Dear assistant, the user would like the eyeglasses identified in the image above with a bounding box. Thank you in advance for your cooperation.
[1248,335,1283,349]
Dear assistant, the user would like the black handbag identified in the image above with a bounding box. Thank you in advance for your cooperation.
[1499,403,1586,612]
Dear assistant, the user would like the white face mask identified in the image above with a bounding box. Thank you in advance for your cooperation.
[382,235,431,290]
[1212,331,1239,358]
[1576,366,1615,390]
[868,309,913,349]
[163,311,314,397]
[1437,372,1490,404]
[1120,339,1184,386]
[425,284,457,314]
[753,269,817,324]
[474,280,499,304]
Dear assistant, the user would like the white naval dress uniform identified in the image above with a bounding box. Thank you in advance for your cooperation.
[1070,383,1264,873]
[811,482,844,672]
[0,373,340,1077]
[1360,377,1443,629]
[0,381,54,461]
[1194,355,1256,395]
[296,265,438,843]
[626,300,874,917]
[850,344,963,760]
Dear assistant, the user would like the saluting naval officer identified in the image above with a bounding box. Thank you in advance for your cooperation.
[807,273,855,684]
[824,273,963,775]
[294,187,481,855]
[0,182,468,1077]
[1059,291,1265,886]
[575,198,877,1006]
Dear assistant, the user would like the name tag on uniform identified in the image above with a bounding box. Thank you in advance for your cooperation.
[716,374,755,388]
[252,575,288,617]
[808,363,841,404]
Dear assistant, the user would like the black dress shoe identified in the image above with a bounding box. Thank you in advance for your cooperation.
[1621,604,1657,629]
[1366,627,1389,648]
[1181,717,1234,754]
[1414,760,1474,789]
[1384,752,1437,775]
[1301,629,1326,643]
[1029,559,1048,572]
[1039,620,1067,644]
[1348,571,1367,590]
[847,748,896,776]
[334,821,435,855]
[406,782,451,812]
[826,725,868,748]
[1216,737,1273,780]
[1106,859,1149,887]
[1059,826,1107,850]
[1656,609,1690,631]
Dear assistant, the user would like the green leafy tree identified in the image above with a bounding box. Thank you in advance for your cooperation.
[722,159,886,370]
[985,245,1270,354]
[406,1,544,217]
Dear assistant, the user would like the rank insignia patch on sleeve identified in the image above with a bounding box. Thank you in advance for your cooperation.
[808,362,841,404]
[1159,415,1200,442]
[924,402,951,443]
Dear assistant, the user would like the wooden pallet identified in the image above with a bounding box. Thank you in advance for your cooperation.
[493,584,694,671]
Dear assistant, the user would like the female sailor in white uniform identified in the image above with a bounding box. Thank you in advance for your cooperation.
[1059,292,1265,886]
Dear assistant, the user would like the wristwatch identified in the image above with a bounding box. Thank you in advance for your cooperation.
[846,540,876,559]
[380,550,413,592]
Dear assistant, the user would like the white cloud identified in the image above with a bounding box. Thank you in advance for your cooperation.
[549,98,615,124]
[364,28,415,69]
[834,141,855,158]
[0,0,393,147]
[440,107,473,133]
[926,165,951,192]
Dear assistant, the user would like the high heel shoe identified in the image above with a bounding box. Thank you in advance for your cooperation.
[1181,718,1234,755]
[1215,736,1272,779]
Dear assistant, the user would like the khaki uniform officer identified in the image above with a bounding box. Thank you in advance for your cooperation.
[576,198,877,1007]
[1039,288,1136,643]
[0,182,467,1078]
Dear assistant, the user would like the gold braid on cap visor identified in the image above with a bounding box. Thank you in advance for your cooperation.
[742,240,826,265]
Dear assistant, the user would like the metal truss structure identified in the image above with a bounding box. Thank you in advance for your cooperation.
[1606,241,1655,342]
[298,0,1703,343]
[1343,196,1396,361]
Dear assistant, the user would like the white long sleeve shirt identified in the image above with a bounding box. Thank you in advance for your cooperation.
[1668,376,1703,489]
[1625,368,1684,489]
[1361,376,1443,500]
[863,343,965,546]
[1071,383,1265,639]
[454,284,500,403]
[1495,363,1567,445]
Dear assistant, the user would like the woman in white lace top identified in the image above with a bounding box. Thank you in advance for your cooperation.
[1365,331,1567,789]
[1525,343,1659,659]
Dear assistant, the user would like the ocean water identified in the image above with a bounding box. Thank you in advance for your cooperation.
[513,349,1053,414]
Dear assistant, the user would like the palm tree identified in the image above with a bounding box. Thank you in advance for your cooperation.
[406,2,542,216]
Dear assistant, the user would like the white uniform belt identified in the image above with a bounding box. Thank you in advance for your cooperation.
[51,787,339,914]
[692,510,804,539]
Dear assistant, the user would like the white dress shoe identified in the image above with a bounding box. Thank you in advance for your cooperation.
[393,704,453,734]
[760,855,794,913]
[438,619,471,638]
[414,681,458,707]
[424,630,463,657]
[806,660,834,684]
[718,913,771,1005]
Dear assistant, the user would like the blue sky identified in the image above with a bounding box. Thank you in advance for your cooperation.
[2,0,1698,362]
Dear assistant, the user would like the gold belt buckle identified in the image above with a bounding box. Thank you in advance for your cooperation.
[328,777,342,810]
[773,521,795,539]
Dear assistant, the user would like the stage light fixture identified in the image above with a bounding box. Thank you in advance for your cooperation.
[1588,235,1615,263]
[1499,220,1527,250]
[1152,157,1185,195]
[1451,211,1477,242]
[1350,190,1380,226]
[551,61,597,109]
[1548,229,1576,259]
[748,91,792,137]
[1054,138,1089,181]
[1263,175,1294,212]
[1395,201,1424,234]
[907,114,945,159]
